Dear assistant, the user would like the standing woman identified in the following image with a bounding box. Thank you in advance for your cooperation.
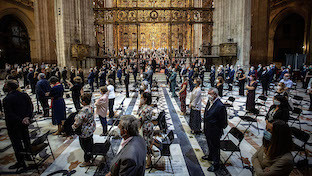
[237,68,246,96]
[216,76,224,97]
[72,93,96,167]
[107,78,116,119]
[189,78,202,134]
[179,76,188,115]
[95,86,109,136]
[48,76,66,135]
[137,92,154,168]
[70,67,76,84]
[68,76,84,111]
[246,74,257,111]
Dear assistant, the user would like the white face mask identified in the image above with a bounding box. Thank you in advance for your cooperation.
[208,94,213,101]
[277,86,281,90]
[273,100,280,106]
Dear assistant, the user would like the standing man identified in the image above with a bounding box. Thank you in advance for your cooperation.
[3,80,33,171]
[36,73,51,117]
[27,68,35,94]
[210,66,216,88]
[94,66,99,89]
[227,65,235,91]
[61,67,68,87]
[88,68,95,92]
[169,68,178,97]
[124,69,130,98]
[133,64,138,84]
[202,88,227,172]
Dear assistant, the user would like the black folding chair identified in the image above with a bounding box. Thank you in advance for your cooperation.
[292,95,304,108]
[220,127,245,167]
[149,130,174,174]
[290,127,310,163]
[21,130,55,173]
[155,110,167,134]
[255,95,267,112]
[85,139,111,173]
[224,97,236,116]
[236,109,260,135]
[289,107,302,129]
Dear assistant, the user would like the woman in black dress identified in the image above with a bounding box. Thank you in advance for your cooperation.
[216,76,224,97]
[246,74,257,111]
[237,68,246,96]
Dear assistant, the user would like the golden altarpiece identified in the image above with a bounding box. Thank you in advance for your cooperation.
[93,0,213,59]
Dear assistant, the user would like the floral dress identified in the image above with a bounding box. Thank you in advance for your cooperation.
[138,104,154,153]
[73,105,96,138]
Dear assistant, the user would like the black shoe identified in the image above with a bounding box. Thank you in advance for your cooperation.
[201,155,212,161]
[9,162,26,170]
[207,165,219,172]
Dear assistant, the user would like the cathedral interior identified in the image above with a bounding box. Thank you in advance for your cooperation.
[0,0,312,176]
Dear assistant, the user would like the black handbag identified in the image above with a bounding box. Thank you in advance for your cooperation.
[74,125,82,135]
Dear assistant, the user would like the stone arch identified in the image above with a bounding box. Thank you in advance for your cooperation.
[268,7,308,63]
[0,8,35,40]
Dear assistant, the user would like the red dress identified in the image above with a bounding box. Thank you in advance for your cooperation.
[180,81,188,113]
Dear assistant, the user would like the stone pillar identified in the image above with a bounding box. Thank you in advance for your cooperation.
[34,0,57,64]
[54,0,96,68]
[250,0,269,65]
[193,0,202,57]
[212,0,251,69]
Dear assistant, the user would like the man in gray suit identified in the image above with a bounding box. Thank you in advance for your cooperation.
[106,115,147,176]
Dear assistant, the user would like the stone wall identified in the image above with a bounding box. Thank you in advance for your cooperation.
[212,0,251,69]
[54,0,96,68]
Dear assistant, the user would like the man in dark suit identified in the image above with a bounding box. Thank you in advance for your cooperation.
[27,68,35,94]
[36,73,51,117]
[124,69,130,98]
[132,65,138,83]
[3,80,33,171]
[210,66,216,88]
[227,66,235,91]
[107,115,146,176]
[202,88,227,172]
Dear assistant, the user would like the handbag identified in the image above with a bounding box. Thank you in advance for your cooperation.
[74,124,82,135]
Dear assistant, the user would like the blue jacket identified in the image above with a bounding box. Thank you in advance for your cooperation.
[229,69,235,81]
[204,98,227,129]
[117,69,122,78]
[36,79,51,98]
[188,69,194,79]
[88,72,95,83]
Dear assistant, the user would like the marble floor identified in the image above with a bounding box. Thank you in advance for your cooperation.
[0,74,311,176]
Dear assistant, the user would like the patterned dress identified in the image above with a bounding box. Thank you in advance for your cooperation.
[179,81,187,113]
[138,104,154,153]
[73,105,96,138]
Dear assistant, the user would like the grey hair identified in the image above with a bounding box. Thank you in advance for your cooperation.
[119,115,139,136]
[208,87,219,96]
[38,73,46,79]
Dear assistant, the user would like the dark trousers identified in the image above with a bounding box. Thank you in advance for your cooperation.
[8,126,31,164]
[109,98,115,118]
[204,124,222,166]
[262,82,268,95]
[99,115,107,134]
[133,75,137,83]
[228,80,233,91]
[125,83,129,97]
[239,81,245,95]
[79,135,94,162]
[38,96,49,116]
[89,81,94,92]
[189,79,194,91]
[30,83,35,94]
[210,79,215,88]
[72,95,81,112]
[95,78,99,89]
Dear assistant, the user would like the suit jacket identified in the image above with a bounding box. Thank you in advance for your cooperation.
[252,147,293,176]
[204,98,227,130]
[124,72,129,85]
[110,136,147,176]
[88,72,95,83]
[36,79,51,98]
[3,90,34,130]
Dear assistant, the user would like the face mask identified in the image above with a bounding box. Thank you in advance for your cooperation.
[276,86,281,90]
[216,80,219,83]
[273,100,280,106]
[208,94,213,101]
[263,130,272,141]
